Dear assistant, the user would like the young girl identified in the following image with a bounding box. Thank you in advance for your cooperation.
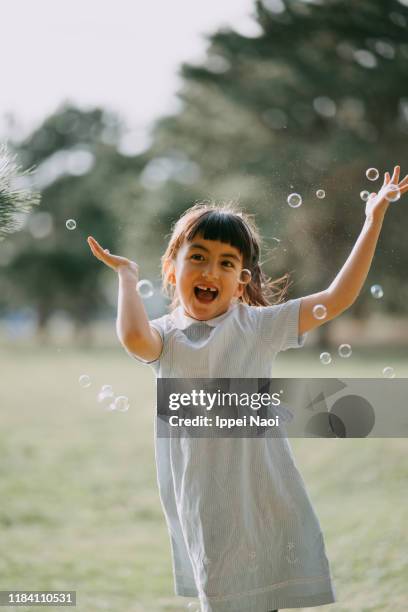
[88,166,407,612]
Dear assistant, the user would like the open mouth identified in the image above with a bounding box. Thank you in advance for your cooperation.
[194,285,219,303]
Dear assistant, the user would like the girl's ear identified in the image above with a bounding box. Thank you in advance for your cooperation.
[164,258,176,285]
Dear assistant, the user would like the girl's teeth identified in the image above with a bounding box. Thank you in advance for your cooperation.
[197,285,216,291]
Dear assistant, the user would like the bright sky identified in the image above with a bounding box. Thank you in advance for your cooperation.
[1,0,257,146]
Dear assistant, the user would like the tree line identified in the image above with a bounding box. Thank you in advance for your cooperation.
[1,0,407,341]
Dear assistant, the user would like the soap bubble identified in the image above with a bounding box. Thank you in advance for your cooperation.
[136,279,154,298]
[338,343,352,358]
[65,219,77,230]
[370,284,384,299]
[100,384,113,395]
[313,304,327,320]
[366,168,379,181]
[97,384,114,405]
[382,366,395,378]
[114,396,130,412]
[287,193,302,208]
[320,352,332,365]
[360,190,370,201]
[385,184,401,202]
[79,374,91,388]
[316,189,326,199]
[186,602,200,611]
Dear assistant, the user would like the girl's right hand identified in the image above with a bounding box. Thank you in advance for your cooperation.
[87,236,139,280]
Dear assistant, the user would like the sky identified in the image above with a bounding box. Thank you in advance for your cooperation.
[1,0,257,149]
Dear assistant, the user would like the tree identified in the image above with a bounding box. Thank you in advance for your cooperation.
[141,0,408,345]
[0,144,41,239]
[0,104,148,337]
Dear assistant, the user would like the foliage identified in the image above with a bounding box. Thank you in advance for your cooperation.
[0,144,41,239]
[0,105,147,330]
[143,0,408,314]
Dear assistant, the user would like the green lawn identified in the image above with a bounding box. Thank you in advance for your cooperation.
[0,346,407,612]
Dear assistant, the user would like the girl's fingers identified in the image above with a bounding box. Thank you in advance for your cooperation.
[87,236,101,252]
[88,236,103,250]
[88,237,108,259]
[88,238,111,264]
[398,174,408,187]
[391,165,400,184]
[88,238,132,270]
[88,240,98,255]
[382,172,390,188]
[88,241,101,257]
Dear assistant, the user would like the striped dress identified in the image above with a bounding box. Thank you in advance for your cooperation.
[128,298,336,612]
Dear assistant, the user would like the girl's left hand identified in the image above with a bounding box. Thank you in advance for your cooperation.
[365,165,408,222]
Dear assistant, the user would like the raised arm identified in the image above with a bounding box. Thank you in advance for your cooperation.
[298,165,408,336]
[87,236,162,361]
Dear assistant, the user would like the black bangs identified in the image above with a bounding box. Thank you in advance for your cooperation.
[186,211,255,266]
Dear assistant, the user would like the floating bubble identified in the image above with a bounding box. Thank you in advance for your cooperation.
[136,279,154,298]
[99,398,116,411]
[370,284,384,299]
[316,189,326,199]
[382,366,395,379]
[287,193,302,208]
[65,219,77,230]
[320,352,332,365]
[114,395,130,412]
[385,184,401,202]
[101,384,113,394]
[97,384,114,404]
[338,343,352,358]
[366,168,379,181]
[313,304,327,320]
[360,190,370,202]
[186,602,200,611]
[79,374,91,388]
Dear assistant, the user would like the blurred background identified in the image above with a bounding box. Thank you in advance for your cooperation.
[1,1,407,611]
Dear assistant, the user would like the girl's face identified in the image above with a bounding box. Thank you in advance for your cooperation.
[169,235,246,320]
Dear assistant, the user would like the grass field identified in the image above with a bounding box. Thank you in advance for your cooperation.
[0,345,407,612]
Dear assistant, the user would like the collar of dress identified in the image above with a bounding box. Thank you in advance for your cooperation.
[170,302,239,330]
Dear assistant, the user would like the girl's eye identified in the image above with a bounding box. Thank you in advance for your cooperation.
[190,254,204,262]
[222,260,234,268]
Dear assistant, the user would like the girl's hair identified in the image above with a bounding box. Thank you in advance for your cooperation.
[161,202,292,311]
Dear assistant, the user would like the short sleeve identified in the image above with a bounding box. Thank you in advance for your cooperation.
[254,297,307,353]
[124,315,168,367]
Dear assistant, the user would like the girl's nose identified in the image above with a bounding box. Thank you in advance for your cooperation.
[202,261,219,279]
